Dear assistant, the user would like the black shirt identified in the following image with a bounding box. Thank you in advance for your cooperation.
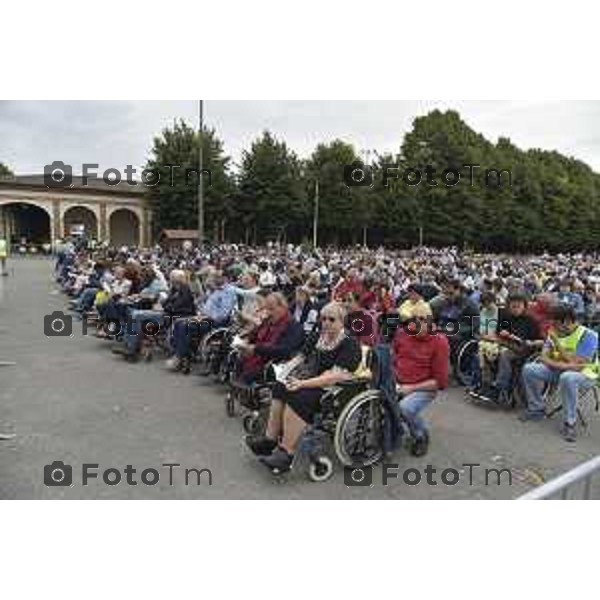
[496,310,541,341]
[314,335,362,375]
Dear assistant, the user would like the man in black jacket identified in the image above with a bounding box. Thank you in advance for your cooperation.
[486,292,542,402]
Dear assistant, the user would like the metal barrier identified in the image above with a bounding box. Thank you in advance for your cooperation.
[518,455,600,499]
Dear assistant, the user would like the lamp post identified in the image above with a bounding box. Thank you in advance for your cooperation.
[359,148,379,248]
[417,140,430,248]
[312,178,319,248]
[197,100,204,248]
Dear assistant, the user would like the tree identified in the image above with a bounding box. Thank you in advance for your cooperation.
[0,163,13,178]
[236,131,307,244]
[144,120,233,241]
[304,140,360,246]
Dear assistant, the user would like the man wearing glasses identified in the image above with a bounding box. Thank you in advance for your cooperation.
[392,304,450,457]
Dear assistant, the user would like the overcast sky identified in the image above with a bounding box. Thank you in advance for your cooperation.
[1,100,600,176]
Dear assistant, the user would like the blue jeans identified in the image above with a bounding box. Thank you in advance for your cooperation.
[76,287,99,312]
[172,317,213,358]
[399,391,436,440]
[495,348,521,390]
[124,309,164,354]
[522,362,595,425]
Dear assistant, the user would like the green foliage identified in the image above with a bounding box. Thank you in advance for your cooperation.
[144,120,233,239]
[0,163,14,178]
[235,131,307,244]
[144,111,600,251]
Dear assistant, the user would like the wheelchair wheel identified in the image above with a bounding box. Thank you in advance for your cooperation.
[198,329,226,374]
[454,339,478,387]
[334,390,384,467]
[307,455,334,482]
[576,384,600,426]
[243,412,264,435]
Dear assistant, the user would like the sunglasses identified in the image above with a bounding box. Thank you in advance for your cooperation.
[320,315,337,323]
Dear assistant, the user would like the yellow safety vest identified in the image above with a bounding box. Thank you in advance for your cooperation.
[0,239,7,258]
[552,326,599,380]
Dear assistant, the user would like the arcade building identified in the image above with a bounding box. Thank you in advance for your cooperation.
[0,175,152,249]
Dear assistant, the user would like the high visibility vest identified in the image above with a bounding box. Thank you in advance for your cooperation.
[552,325,599,380]
[0,239,7,258]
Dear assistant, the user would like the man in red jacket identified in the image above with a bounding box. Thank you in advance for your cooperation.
[392,304,449,456]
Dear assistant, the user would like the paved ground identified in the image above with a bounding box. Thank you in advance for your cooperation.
[0,258,599,499]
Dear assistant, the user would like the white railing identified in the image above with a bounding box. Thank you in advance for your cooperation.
[518,455,600,500]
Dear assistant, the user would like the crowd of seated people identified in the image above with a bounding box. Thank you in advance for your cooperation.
[55,239,600,465]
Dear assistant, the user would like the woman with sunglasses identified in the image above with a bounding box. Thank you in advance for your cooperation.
[245,301,361,474]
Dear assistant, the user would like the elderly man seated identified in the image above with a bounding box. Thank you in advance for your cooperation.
[95,265,133,338]
[111,266,171,361]
[245,301,360,474]
[167,270,237,372]
[234,292,304,384]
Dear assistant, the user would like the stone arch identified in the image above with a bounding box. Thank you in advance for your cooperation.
[0,199,53,247]
[62,205,99,239]
[108,207,141,247]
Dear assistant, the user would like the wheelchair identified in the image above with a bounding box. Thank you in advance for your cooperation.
[453,337,479,387]
[543,375,600,429]
[197,320,241,380]
[264,346,402,482]
[266,377,385,482]
[466,342,540,410]
[224,350,279,435]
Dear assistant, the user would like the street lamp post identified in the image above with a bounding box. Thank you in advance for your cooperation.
[198,100,204,248]
[312,179,319,248]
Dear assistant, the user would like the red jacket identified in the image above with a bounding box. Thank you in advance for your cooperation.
[242,314,296,377]
[528,302,552,337]
[392,328,449,389]
[333,278,364,301]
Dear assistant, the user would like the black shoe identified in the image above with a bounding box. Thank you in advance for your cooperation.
[560,422,577,443]
[111,345,127,355]
[245,435,277,456]
[410,432,430,457]
[260,447,293,474]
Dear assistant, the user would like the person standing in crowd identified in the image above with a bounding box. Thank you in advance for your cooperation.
[0,235,8,276]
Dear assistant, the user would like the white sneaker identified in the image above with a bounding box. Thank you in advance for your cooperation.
[166,357,180,370]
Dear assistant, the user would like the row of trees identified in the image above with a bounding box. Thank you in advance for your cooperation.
[142,110,600,251]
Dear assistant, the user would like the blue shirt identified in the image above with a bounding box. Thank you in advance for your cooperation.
[200,284,236,324]
[575,329,598,360]
[558,292,585,317]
